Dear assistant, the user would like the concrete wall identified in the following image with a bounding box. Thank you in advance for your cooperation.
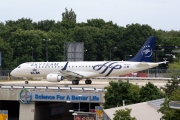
[19,102,35,120]
[0,89,19,100]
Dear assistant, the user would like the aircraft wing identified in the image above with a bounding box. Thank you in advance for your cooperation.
[60,70,84,78]
[60,62,85,79]
[60,70,98,80]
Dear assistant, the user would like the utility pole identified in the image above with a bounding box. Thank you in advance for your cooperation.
[31,46,33,61]
[43,39,51,62]
[110,47,117,61]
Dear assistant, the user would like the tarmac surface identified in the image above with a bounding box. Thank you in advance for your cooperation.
[0,79,167,88]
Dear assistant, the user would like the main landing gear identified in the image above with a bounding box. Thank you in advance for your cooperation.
[72,80,79,85]
[85,79,92,84]
[71,79,92,85]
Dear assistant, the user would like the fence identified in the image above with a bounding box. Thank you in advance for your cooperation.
[142,69,180,78]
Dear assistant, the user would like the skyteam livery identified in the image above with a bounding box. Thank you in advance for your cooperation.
[11,36,166,85]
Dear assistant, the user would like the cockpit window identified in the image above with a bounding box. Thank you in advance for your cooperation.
[17,66,21,68]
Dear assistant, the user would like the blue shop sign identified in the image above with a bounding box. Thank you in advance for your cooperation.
[31,92,101,103]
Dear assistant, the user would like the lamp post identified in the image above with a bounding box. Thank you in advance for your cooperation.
[31,46,33,61]
[85,50,88,61]
[78,95,82,111]
[154,45,164,77]
[125,55,132,60]
[72,113,77,120]
[89,96,91,112]
[110,47,117,61]
[43,39,51,62]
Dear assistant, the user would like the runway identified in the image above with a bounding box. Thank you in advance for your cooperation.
[0,79,168,88]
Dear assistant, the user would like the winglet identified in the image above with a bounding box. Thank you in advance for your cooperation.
[127,36,156,62]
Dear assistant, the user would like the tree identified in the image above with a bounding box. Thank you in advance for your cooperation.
[167,60,180,78]
[36,20,56,32]
[121,24,156,61]
[113,108,136,120]
[103,81,140,109]
[139,82,165,102]
[8,29,46,65]
[159,78,180,120]
[159,89,180,120]
[161,77,180,98]
[0,37,14,69]
[62,8,76,23]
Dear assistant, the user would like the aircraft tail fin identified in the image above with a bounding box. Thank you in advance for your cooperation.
[127,36,156,62]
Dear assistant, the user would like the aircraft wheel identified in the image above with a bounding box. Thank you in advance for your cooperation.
[72,80,76,85]
[76,80,79,84]
[25,81,29,84]
[72,80,79,85]
[89,80,92,84]
[85,80,88,84]
[85,80,92,84]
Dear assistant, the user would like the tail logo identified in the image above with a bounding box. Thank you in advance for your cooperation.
[93,62,122,76]
[141,45,152,57]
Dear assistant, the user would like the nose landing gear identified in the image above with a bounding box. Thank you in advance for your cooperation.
[25,80,29,84]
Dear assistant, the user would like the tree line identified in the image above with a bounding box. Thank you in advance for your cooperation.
[0,8,180,69]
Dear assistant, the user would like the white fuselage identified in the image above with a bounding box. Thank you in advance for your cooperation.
[11,61,158,80]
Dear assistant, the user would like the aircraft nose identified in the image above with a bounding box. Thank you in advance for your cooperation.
[10,70,15,76]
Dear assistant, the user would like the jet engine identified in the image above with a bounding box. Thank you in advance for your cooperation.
[46,74,64,82]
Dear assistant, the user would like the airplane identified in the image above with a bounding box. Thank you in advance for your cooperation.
[10,36,166,85]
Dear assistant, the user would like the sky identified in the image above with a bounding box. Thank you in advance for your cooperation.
[1,0,180,31]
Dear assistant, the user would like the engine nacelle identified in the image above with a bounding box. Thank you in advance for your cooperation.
[46,74,64,82]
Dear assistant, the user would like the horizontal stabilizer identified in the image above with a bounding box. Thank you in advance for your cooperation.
[158,61,169,65]
[137,62,150,67]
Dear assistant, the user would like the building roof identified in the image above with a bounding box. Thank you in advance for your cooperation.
[104,99,164,120]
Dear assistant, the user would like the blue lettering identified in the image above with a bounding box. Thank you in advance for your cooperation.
[32,62,61,68]
[66,95,70,100]
[56,95,65,100]
[45,63,49,68]
[50,63,53,67]
[54,63,59,67]
[35,94,55,99]
[71,95,88,101]
[35,94,38,99]
[90,96,99,101]
[34,63,38,68]
[30,72,40,74]
[42,63,46,68]
[72,95,76,100]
